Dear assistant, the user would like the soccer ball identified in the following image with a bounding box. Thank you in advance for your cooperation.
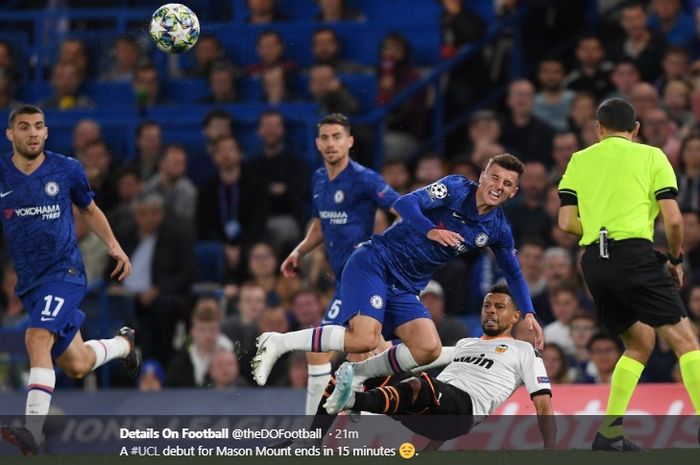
[149,3,200,54]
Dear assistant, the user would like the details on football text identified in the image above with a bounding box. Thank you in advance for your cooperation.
[117,427,399,457]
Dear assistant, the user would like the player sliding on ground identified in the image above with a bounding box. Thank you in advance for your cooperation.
[324,283,555,450]
[0,105,138,455]
[253,154,543,388]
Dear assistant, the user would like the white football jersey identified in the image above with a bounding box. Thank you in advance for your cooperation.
[436,337,551,417]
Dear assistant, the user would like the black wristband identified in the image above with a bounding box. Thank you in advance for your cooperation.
[668,253,684,265]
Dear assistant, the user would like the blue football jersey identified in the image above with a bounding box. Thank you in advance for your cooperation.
[312,160,399,279]
[0,151,94,295]
[372,175,535,313]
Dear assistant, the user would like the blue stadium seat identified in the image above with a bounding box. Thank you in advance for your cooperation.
[240,77,264,102]
[20,81,52,104]
[85,81,134,106]
[340,74,376,111]
[163,78,209,103]
[0,102,320,164]
[0,328,27,356]
[0,108,139,157]
[293,73,376,112]
[194,241,225,284]
[80,282,135,341]
[351,0,441,23]
[274,0,442,24]
[275,0,319,21]
[0,31,31,84]
[208,20,439,69]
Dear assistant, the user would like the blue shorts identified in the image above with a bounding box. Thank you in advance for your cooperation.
[339,244,430,339]
[320,285,343,326]
[21,282,86,358]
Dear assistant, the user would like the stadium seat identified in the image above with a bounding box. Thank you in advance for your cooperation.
[20,81,52,104]
[80,282,136,341]
[163,78,209,103]
[194,241,226,284]
[293,73,376,112]
[208,20,440,68]
[85,81,134,106]
[350,0,441,23]
[0,328,27,356]
[239,77,264,102]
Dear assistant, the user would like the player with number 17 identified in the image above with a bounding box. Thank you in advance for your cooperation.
[0,105,138,455]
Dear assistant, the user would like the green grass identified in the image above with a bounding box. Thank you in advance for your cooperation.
[3,449,700,465]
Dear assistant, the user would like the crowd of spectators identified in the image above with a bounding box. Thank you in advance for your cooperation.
[1,1,700,391]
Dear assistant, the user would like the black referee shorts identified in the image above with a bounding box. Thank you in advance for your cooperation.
[581,239,687,336]
[393,374,475,441]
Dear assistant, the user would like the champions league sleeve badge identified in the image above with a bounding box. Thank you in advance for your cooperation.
[427,182,447,201]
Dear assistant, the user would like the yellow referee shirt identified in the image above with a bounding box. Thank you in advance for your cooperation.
[558,136,678,246]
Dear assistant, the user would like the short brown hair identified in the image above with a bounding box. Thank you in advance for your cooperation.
[548,280,579,300]
[318,113,351,134]
[485,153,524,176]
[213,134,239,152]
[192,299,223,324]
[8,104,44,128]
[570,312,597,325]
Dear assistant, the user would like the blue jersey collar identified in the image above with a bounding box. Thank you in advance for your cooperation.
[327,159,354,183]
[464,185,498,221]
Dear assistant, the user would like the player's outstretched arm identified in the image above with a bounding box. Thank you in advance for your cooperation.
[532,394,556,449]
[78,201,132,281]
[280,218,324,278]
[492,240,543,349]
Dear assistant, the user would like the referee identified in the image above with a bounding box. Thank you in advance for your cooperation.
[558,98,700,451]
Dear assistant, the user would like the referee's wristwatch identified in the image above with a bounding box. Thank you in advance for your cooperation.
[668,253,684,265]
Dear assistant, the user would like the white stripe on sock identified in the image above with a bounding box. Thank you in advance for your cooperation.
[25,367,55,444]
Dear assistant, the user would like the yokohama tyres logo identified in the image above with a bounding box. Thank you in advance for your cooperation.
[5,204,61,220]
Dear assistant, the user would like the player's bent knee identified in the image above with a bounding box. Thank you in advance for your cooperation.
[356,335,381,353]
[25,328,54,349]
[60,360,92,379]
[347,328,381,353]
[412,339,442,366]
[405,375,438,414]
[404,377,423,400]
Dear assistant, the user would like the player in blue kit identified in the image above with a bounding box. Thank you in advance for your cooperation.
[278,113,399,414]
[0,105,136,455]
[254,153,543,386]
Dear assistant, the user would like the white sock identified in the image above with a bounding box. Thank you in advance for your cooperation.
[85,337,130,372]
[25,367,55,443]
[280,326,345,353]
[353,344,419,378]
[305,363,332,415]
